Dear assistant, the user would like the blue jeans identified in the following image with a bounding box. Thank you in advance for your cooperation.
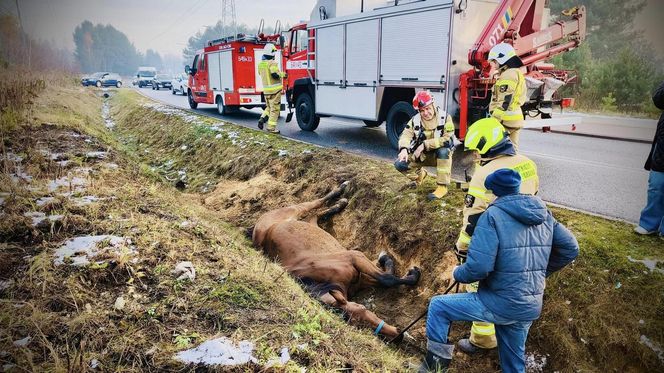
[639,170,664,235]
[426,292,533,373]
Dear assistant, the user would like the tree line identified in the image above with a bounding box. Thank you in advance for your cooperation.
[73,20,163,75]
[549,0,664,116]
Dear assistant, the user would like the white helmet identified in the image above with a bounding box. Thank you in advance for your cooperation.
[263,43,277,56]
[488,43,517,66]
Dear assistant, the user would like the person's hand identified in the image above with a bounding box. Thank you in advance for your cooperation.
[398,149,408,162]
[413,143,425,159]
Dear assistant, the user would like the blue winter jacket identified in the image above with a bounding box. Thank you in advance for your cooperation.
[453,194,579,321]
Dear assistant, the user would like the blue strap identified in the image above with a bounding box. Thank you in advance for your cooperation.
[374,320,385,335]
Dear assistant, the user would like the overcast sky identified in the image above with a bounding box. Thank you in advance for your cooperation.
[1,0,663,59]
[1,0,315,58]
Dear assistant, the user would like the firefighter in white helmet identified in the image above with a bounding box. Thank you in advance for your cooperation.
[257,43,286,134]
[487,43,527,149]
[394,91,456,200]
[454,117,540,355]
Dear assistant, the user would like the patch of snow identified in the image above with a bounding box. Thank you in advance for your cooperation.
[71,195,103,206]
[53,235,136,266]
[23,211,63,227]
[180,145,188,151]
[36,197,56,206]
[175,337,257,366]
[103,162,119,169]
[640,335,664,363]
[56,160,71,167]
[85,151,108,160]
[525,353,547,372]
[215,134,223,139]
[277,150,289,157]
[627,256,664,274]
[265,347,290,368]
[90,359,100,369]
[172,261,196,281]
[0,279,14,292]
[48,174,87,193]
[13,336,31,347]
[4,152,23,162]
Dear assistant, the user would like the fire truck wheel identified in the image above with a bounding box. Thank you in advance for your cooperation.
[363,120,383,128]
[386,101,417,150]
[216,96,232,115]
[541,113,552,119]
[188,90,198,109]
[295,93,320,131]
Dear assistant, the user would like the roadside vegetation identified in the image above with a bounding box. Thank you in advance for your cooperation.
[2,72,662,372]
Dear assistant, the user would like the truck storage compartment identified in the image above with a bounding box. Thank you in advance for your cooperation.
[316,85,379,119]
[208,52,222,91]
[380,7,452,84]
[345,19,379,85]
[316,25,344,85]
[220,50,234,92]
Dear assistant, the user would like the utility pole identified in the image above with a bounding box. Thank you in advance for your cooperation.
[15,0,30,68]
[221,0,238,39]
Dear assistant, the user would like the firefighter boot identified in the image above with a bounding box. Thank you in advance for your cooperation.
[257,116,266,130]
[418,340,453,373]
[408,168,428,185]
[427,185,448,200]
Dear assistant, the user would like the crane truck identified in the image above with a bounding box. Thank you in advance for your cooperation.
[282,0,586,148]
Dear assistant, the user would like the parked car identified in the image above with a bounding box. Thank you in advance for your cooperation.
[171,73,188,95]
[81,72,110,87]
[100,73,123,88]
[152,74,172,90]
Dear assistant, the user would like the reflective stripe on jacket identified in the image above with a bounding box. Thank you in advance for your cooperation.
[398,108,455,151]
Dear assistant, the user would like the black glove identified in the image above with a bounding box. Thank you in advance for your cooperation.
[454,245,467,263]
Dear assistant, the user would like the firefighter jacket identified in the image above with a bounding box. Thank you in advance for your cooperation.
[489,67,527,125]
[398,107,455,152]
[645,81,664,172]
[453,194,579,321]
[456,148,539,250]
[258,59,284,95]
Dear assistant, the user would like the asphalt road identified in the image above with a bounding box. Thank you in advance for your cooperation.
[134,87,652,224]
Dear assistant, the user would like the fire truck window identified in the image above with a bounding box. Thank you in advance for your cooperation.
[192,55,199,70]
[199,55,206,71]
[291,30,308,54]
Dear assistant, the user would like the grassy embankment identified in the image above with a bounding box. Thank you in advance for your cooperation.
[1,74,662,372]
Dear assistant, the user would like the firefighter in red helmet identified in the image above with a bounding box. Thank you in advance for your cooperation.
[394,91,456,200]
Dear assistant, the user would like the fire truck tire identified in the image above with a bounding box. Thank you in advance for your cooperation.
[216,96,234,115]
[188,90,198,109]
[363,120,383,127]
[295,93,319,131]
[386,101,416,149]
[541,113,552,119]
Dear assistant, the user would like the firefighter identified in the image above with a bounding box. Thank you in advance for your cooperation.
[257,43,285,134]
[454,117,540,354]
[488,43,527,149]
[394,91,456,200]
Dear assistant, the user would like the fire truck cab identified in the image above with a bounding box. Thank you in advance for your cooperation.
[186,34,283,114]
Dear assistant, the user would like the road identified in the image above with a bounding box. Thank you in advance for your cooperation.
[134,87,653,224]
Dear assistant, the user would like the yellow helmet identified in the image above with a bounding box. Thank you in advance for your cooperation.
[464,118,507,154]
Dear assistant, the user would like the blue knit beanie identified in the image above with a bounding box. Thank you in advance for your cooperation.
[485,168,521,197]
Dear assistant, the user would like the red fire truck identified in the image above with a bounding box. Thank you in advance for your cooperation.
[186,32,284,114]
[282,0,586,148]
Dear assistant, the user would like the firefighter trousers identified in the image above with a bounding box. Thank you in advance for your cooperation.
[395,147,453,185]
[261,92,282,131]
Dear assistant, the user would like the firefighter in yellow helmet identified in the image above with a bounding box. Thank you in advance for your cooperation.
[257,43,286,134]
[454,117,540,354]
[394,91,456,200]
[488,43,527,149]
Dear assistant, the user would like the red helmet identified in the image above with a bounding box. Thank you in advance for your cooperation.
[413,91,434,110]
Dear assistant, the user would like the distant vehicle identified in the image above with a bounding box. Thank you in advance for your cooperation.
[152,74,172,90]
[171,73,188,95]
[81,72,110,87]
[136,66,157,87]
[100,73,123,88]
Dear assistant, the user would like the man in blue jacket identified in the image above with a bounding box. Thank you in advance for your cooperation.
[420,168,579,373]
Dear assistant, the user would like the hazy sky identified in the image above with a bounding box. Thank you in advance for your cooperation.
[1,0,315,57]
[2,0,663,59]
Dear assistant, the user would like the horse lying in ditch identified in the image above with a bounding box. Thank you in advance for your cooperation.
[252,181,421,340]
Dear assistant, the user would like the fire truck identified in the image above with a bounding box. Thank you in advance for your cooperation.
[185,32,284,114]
[282,0,586,148]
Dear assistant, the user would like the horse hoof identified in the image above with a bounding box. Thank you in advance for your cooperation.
[336,198,348,209]
[378,251,390,266]
[340,180,350,190]
[408,267,422,283]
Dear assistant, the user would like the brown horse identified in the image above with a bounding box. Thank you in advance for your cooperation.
[252,181,420,340]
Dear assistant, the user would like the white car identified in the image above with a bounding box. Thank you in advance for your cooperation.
[171,73,189,95]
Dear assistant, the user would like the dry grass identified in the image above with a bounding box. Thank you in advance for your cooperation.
[1,75,662,372]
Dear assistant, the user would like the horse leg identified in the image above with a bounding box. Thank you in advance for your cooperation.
[321,289,400,339]
[377,251,395,275]
[294,181,349,220]
[316,198,348,223]
[349,251,421,288]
